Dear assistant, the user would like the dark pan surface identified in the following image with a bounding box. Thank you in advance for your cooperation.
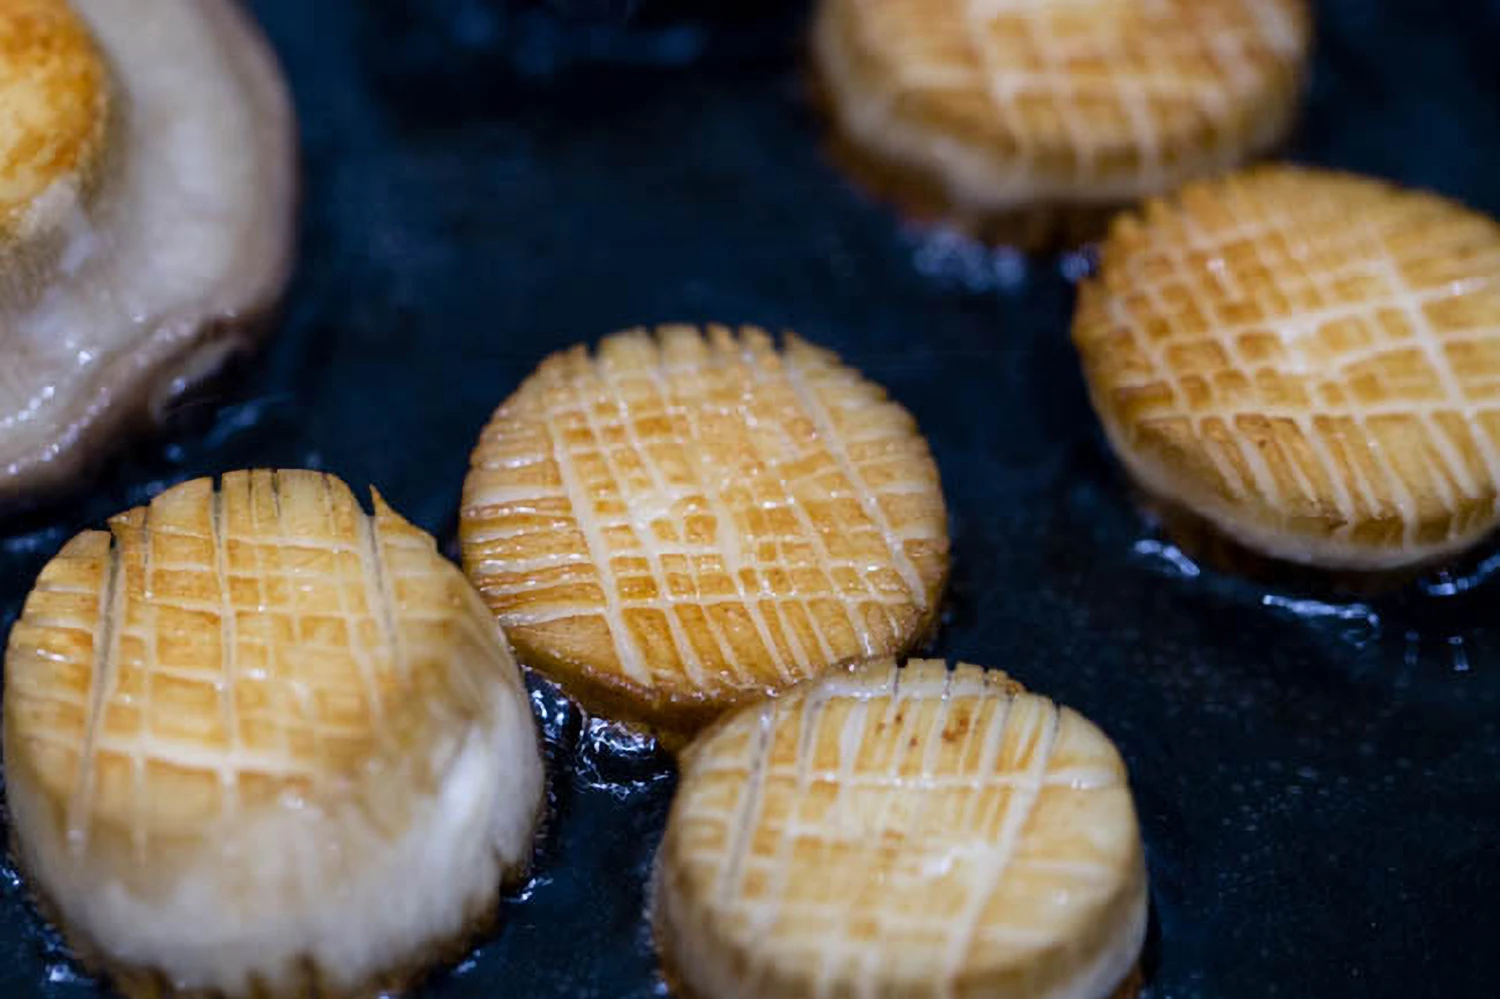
[2,1,1499,996]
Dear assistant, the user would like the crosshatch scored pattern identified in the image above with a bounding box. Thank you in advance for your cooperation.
[461,325,949,734]
[4,469,490,869]
[816,0,1309,200]
[1074,167,1500,560]
[656,659,1146,998]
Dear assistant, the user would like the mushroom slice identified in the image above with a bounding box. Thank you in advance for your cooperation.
[654,659,1148,999]
[4,471,545,998]
[0,0,296,509]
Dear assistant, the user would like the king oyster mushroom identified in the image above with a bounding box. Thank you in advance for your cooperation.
[0,0,296,509]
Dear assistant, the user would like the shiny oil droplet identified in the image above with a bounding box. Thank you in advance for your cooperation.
[1448,635,1471,673]
[1132,537,1200,578]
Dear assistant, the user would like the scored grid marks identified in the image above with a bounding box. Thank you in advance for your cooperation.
[943,692,1058,975]
[784,355,928,615]
[656,358,801,677]
[827,0,1308,196]
[659,660,1142,997]
[461,325,948,729]
[3,470,475,862]
[1074,167,1500,555]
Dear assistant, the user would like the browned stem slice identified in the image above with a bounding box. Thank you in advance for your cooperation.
[1074,166,1500,574]
[4,471,545,999]
[461,325,950,746]
[653,659,1148,999]
[809,0,1310,249]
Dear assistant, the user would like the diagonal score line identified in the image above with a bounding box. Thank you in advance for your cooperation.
[941,696,1060,986]
[684,342,810,684]
[596,348,719,692]
[715,702,777,907]
[739,344,881,662]
[958,0,1036,187]
[64,531,123,857]
[543,372,647,686]
[209,485,244,827]
[783,354,929,615]
[1107,196,1500,536]
[1376,235,1500,509]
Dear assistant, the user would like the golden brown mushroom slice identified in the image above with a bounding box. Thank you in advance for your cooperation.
[1073,166,1500,579]
[809,0,1311,248]
[460,325,950,747]
[4,471,545,999]
[654,659,1148,999]
[0,0,296,509]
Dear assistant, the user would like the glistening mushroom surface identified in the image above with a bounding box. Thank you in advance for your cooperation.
[3,470,545,999]
[654,659,1148,999]
[0,0,297,510]
[1073,166,1500,570]
[461,325,950,744]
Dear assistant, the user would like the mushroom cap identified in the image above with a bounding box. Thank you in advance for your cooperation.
[0,0,297,512]
[0,0,111,235]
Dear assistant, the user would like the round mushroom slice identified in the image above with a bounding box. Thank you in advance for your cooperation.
[460,325,950,747]
[4,471,545,999]
[1073,166,1500,580]
[0,0,296,510]
[655,659,1148,999]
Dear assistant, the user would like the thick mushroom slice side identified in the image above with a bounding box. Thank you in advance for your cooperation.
[0,0,297,510]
